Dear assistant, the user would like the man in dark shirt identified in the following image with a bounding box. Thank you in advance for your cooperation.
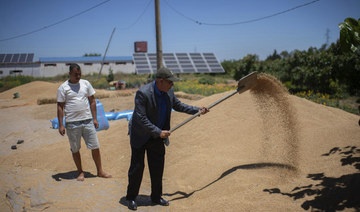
[125,67,209,210]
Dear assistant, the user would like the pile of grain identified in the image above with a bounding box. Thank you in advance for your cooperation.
[1,76,360,211]
[251,73,299,169]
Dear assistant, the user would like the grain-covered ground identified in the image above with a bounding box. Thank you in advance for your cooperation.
[0,78,359,212]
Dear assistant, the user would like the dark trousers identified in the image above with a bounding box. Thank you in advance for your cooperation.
[126,137,165,202]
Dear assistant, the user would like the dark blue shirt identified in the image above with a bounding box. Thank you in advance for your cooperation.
[154,81,167,129]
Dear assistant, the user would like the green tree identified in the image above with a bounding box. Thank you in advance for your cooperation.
[266,49,281,61]
[280,50,290,59]
[221,42,359,96]
[106,68,114,83]
[233,54,259,81]
[339,17,360,53]
[221,59,239,76]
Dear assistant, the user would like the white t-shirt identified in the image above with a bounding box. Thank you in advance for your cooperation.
[57,79,96,122]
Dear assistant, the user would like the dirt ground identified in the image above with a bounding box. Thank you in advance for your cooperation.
[0,79,359,212]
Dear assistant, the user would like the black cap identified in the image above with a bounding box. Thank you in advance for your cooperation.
[156,67,179,82]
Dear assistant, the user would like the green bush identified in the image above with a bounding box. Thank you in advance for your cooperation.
[0,75,35,92]
[295,90,358,114]
[283,81,295,90]
[222,40,360,97]
[329,79,347,99]
[198,77,215,85]
[173,80,235,96]
[91,78,109,89]
[125,78,146,88]
[106,68,114,82]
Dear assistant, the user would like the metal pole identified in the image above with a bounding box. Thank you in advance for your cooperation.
[155,0,163,70]
[98,27,116,80]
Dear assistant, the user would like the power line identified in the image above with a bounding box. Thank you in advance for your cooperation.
[163,0,320,26]
[0,0,111,42]
[117,0,153,30]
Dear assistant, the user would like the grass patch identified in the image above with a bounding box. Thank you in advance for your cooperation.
[173,80,236,96]
[295,90,359,114]
[0,75,35,92]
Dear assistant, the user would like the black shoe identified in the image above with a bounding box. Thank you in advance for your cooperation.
[152,197,169,206]
[128,200,137,210]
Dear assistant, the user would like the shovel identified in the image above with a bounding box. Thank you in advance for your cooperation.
[170,71,258,133]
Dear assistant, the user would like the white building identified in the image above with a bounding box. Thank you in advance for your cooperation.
[39,56,135,77]
[0,53,40,77]
[0,54,135,78]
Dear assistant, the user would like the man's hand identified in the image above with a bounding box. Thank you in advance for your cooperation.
[58,125,65,136]
[93,119,99,129]
[199,107,209,115]
[160,130,171,139]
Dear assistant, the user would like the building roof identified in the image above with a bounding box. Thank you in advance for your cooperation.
[39,56,133,63]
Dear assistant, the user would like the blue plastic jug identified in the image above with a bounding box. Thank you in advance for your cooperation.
[96,99,109,131]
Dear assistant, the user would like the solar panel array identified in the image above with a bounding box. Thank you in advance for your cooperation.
[0,53,34,63]
[133,53,224,74]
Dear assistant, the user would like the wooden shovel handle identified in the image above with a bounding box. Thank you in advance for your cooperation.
[170,90,238,133]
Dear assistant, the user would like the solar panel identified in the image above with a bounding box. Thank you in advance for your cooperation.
[133,53,153,74]
[163,53,181,73]
[0,54,5,63]
[133,53,224,74]
[26,53,34,62]
[0,53,35,63]
[4,54,12,63]
[19,54,27,63]
[11,54,20,63]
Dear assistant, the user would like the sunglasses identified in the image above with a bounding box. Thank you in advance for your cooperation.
[164,79,173,84]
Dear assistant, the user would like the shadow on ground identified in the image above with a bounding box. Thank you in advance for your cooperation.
[52,171,96,181]
[119,195,155,208]
[164,162,296,201]
[264,146,360,211]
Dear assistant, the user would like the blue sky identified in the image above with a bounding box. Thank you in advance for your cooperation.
[0,0,359,61]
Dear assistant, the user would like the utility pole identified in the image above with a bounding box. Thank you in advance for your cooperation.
[98,27,116,80]
[155,0,163,70]
[325,28,330,47]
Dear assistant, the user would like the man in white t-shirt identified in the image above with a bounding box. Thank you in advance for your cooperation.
[57,63,111,181]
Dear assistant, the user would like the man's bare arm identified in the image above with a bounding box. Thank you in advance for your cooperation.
[57,102,65,136]
[88,95,99,129]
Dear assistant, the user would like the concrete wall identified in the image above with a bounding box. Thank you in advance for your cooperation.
[0,60,136,78]
[39,62,135,77]
[0,64,41,78]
